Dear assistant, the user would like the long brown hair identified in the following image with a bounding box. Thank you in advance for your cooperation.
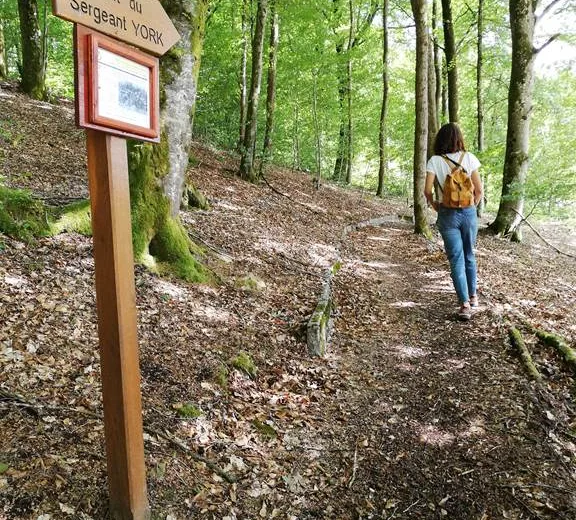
[433,123,466,155]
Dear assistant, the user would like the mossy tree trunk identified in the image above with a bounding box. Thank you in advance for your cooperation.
[411,0,432,239]
[127,0,209,282]
[17,0,45,99]
[488,0,535,241]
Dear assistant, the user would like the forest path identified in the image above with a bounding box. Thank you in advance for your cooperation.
[297,221,576,519]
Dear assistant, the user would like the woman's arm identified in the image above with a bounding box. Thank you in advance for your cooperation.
[424,172,438,210]
[470,170,483,205]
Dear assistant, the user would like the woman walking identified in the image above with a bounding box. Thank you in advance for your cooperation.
[424,123,483,320]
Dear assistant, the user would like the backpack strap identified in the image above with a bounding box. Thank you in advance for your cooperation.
[442,152,468,173]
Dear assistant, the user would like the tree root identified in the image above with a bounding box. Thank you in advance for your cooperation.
[507,324,542,381]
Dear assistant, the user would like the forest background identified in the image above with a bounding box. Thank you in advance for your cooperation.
[0,0,575,241]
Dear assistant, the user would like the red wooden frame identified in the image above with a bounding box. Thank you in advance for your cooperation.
[75,25,160,143]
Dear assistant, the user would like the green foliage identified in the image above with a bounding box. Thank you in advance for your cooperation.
[230,351,258,378]
[50,199,92,236]
[0,184,51,241]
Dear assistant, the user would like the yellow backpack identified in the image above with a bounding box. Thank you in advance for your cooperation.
[439,152,475,208]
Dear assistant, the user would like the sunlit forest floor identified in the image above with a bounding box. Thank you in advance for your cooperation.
[2,82,576,519]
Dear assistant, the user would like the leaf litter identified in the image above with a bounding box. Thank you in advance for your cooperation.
[1,83,576,518]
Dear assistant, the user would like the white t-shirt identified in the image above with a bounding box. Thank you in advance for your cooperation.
[426,151,481,205]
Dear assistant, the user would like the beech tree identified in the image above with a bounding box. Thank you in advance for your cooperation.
[440,0,458,122]
[0,22,7,79]
[237,0,249,151]
[17,0,45,99]
[239,0,268,182]
[411,0,432,237]
[127,0,210,281]
[260,0,280,176]
[489,0,561,240]
[376,0,389,197]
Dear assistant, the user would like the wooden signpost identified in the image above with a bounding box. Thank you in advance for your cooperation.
[51,0,180,518]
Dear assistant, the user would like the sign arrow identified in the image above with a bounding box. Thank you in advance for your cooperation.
[52,0,180,56]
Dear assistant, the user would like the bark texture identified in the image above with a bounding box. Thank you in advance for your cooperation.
[489,0,535,241]
[376,0,389,197]
[441,0,459,122]
[239,0,268,182]
[260,0,279,176]
[127,0,209,281]
[411,0,432,238]
[237,0,249,151]
[17,0,45,99]
[0,22,7,79]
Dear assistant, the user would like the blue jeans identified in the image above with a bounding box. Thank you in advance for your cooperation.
[437,206,478,304]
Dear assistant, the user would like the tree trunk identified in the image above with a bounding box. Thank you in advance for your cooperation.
[260,0,279,177]
[292,103,301,171]
[332,49,350,182]
[476,0,485,216]
[488,0,535,241]
[441,0,458,122]
[432,0,442,125]
[0,22,7,79]
[476,0,484,152]
[127,0,210,281]
[376,0,389,198]
[17,0,45,99]
[345,0,353,185]
[237,0,249,152]
[239,0,268,182]
[313,71,322,188]
[411,0,432,238]
[427,34,439,159]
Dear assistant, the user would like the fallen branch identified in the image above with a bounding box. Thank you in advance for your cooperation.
[145,427,237,484]
[508,324,543,381]
[261,174,323,215]
[534,328,576,374]
[510,208,575,258]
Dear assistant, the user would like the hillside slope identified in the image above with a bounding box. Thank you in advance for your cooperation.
[1,82,576,519]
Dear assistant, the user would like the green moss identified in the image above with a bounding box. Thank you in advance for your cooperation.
[215,364,229,389]
[128,140,209,283]
[230,351,258,378]
[331,260,342,275]
[235,274,266,292]
[252,419,278,439]
[0,185,51,241]
[174,402,203,419]
[0,462,9,474]
[50,199,92,236]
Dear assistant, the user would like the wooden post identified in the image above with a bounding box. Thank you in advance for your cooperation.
[86,130,150,520]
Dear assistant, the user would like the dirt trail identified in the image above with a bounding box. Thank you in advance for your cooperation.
[292,222,576,518]
[2,85,576,519]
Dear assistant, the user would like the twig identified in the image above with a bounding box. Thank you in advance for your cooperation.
[145,427,237,483]
[260,174,323,215]
[510,208,575,258]
[187,230,233,261]
[347,440,359,488]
